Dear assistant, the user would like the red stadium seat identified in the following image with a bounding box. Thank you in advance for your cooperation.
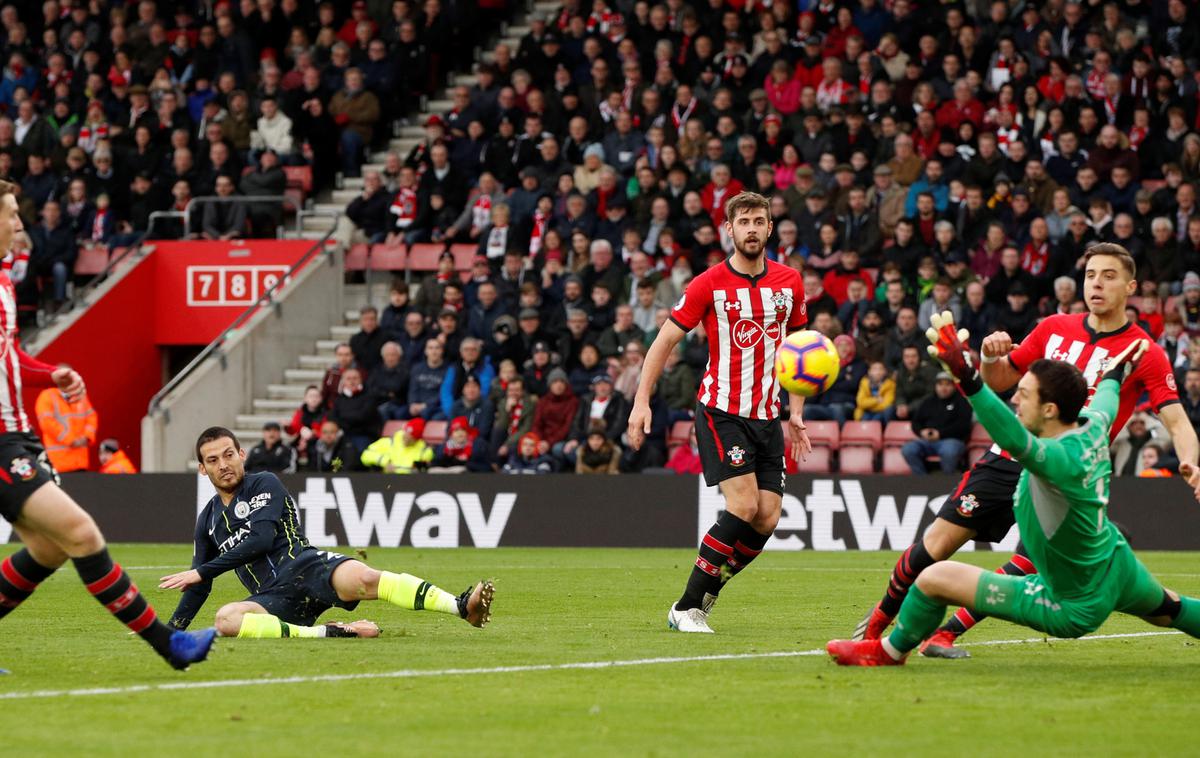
[840,420,883,451]
[882,447,911,475]
[796,446,832,473]
[969,422,992,447]
[1166,295,1180,315]
[73,245,109,276]
[1127,296,1143,312]
[283,165,313,194]
[422,420,448,445]
[883,421,916,448]
[382,420,405,438]
[967,446,988,467]
[345,243,369,271]
[368,244,407,271]
[668,420,692,449]
[407,243,445,273]
[1140,179,1166,192]
[838,446,876,474]
[804,420,840,449]
[449,244,478,271]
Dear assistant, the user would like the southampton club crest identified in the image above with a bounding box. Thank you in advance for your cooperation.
[770,290,791,315]
[9,457,35,481]
[728,446,746,466]
[956,493,979,517]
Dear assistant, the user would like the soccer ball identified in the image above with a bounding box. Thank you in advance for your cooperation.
[775,330,840,397]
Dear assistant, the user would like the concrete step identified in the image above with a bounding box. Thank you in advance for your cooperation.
[253,398,302,412]
[284,368,325,382]
[315,202,343,214]
[315,338,341,352]
[331,325,357,338]
[342,176,365,189]
[389,139,420,153]
[332,189,359,204]
[363,160,387,172]
[507,25,530,37]
[298,354,332,369]
[236,412,290,428]
[451,73,477,87]
[232,428,264,443]
[426,99,453,113]
[399,125,426,139]
[301,215,337,231]
[268,383,309,399]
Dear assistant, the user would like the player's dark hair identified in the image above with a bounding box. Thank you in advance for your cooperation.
[195,426,241,462]
[1028,359,1088,423]
[1084,243,1137,280]
[724,191,770,223]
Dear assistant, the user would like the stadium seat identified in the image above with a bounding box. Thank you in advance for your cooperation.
[668,420,692,450]
[796,446,832,473]
[838,446,876,474]
[804,420,840,450]
[449,243,477,271]
[1140,179,1166,192]
[1166,295,1180,314]
[1127,296,1143,312]
[382,420,405,438]
[368,244,407,271]
[407,243,445,274]
[423,420,448,445]
[840,420,883,451]
[883,421,916,448]
[345,243,369,272]
[283,165,313,194]
[73,245,109,276]
[968,422,993,466]
[882,447,910,475]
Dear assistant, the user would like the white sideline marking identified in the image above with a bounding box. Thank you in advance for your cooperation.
[0,630,1183,701]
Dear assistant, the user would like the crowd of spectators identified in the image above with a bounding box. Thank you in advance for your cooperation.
[0,0,491,316]
[326,0,1200,475]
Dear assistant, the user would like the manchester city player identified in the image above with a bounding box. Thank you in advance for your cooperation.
[160,427,493,639]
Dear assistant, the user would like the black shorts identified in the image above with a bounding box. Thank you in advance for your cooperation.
[694,402,786,495]
[936,453,1022,543]
[246,549,361,626]
[0,433,60,524]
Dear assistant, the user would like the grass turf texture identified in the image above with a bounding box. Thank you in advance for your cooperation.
[1,545,1198,755]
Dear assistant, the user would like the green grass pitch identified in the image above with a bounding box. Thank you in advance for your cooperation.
[2,545,1199,755]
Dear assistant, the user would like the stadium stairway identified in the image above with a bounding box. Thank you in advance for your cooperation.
[298,3,556,245]
[226,281,388,444]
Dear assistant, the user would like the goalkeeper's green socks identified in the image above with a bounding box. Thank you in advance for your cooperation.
[377,571,459,615]
[236,613,326,638]
[1170,596,1200,638]
[884,585,948,660]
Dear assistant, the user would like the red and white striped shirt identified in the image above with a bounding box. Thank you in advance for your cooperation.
[670,259,806,420]
[0,272,58,433]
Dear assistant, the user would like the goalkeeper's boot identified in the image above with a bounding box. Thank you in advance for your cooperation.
[826,638,905,667]
[852,603,893,641]
[667,603,714,633]
[167,627,217,670]
[324,620,382,638]
[458,580,494,628]
[920,629,970,659]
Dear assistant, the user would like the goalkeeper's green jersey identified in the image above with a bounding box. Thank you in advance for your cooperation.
[968,377,1122,600]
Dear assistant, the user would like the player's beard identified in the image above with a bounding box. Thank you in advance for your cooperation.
[734,235,764,259]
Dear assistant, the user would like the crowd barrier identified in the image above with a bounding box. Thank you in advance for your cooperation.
[5,474,1199,551]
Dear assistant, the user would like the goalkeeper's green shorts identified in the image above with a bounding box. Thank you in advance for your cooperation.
[972,543,1166,639]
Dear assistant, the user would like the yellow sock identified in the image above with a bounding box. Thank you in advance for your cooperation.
[236,612,325,638]
[377,571,460,616]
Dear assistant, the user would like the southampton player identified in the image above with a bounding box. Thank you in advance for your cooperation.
[827,316,1200,666]
[0,180,215,670]
[853,244,1200,657]
[159,427,493,638]
[628,192,811,633]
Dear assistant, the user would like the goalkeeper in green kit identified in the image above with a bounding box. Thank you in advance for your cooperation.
[827,311,1200,666]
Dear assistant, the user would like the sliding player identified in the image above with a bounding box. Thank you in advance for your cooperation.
[853,244,1200,657]
[827,314,1200,666]
[0,180,215,671]
[628,191,810,634]
[160,427,493,639]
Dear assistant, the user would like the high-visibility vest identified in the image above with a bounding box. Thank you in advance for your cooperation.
[35,389,97,472]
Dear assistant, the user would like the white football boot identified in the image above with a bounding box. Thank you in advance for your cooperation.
[667,603,715,633]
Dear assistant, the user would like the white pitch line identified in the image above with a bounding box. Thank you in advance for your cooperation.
[0,630,1183,702]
